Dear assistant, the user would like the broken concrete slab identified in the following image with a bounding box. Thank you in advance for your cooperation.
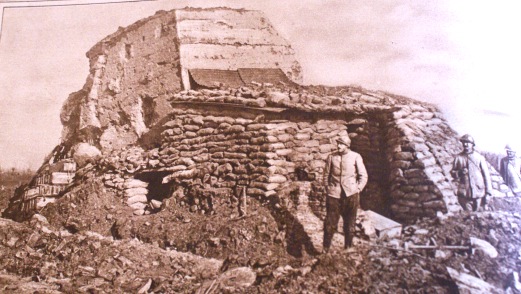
[447,267,502,294]
[360,210,402,240]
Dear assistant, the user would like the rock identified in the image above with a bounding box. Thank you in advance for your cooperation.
[363,210,402,239]
[357,212,377,239]
[415,229,429,235]
[31,213,49,224]
[447,267,501,294]
[130,202,147,210]
[133,209,146,216]
[73,143,102,166]
[216,267,256,291]
[127,195,148,205]
[137,278,152,294]
[470,237,498,258]
[434,250,447,259]
[150,199,162,209]
[266,92,290,104]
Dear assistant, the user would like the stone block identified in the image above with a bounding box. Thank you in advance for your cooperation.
[362,210,402,239]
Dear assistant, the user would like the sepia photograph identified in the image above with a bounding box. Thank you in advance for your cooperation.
[0,0,520,292]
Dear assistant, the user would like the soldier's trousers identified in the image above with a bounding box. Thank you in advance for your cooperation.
[323,191,359,251]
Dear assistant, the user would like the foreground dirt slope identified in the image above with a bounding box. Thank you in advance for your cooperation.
[2,184,521,293]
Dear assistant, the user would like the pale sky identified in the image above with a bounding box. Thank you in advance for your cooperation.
[1,0,521,169]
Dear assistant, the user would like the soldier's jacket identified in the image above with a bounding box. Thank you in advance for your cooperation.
[500,157,521,194]
[451,151,491,199]
[323,150,368,198]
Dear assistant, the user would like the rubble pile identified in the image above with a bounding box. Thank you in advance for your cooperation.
[251,197,521,293]
[0,217,229,293]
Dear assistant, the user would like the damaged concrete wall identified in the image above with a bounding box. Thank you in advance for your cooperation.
[60,10,184,150]
[175,8,302,89]
[60,8,301,153]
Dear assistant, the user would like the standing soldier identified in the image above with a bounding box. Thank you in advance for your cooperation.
[451,134,492,211]
[499,144,521,197]
[322,135,368,253]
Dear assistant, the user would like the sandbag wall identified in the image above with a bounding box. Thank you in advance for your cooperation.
[154,106,394,218]
[381,104,461,221]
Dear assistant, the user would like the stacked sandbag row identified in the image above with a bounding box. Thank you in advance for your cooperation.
[382,104,455,220]
[157,111,269,196]
[103,174,151,215]
[245,119,362,202]
[376,102,513,221]
[123,179,149,215]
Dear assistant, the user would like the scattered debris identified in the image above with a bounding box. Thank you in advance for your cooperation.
[447,267,502,294]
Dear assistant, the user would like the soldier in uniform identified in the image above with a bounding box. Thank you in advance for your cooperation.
[451,134,491,211]
[499,144,521,197]
[322,135,368,252]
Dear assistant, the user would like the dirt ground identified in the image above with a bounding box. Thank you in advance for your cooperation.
[1,171,521,293]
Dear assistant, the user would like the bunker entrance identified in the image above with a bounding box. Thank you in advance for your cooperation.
[135,171,172,202]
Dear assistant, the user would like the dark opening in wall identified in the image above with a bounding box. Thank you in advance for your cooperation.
[125,44,132,59]
[349,114,392,217]
[135,171,172,201]
[141,95,156,126]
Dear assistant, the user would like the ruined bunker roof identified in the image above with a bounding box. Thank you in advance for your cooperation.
[86,7,266,59]
[169,84,441,116]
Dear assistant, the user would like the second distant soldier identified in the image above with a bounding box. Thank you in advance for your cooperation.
[451,134,491,211]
